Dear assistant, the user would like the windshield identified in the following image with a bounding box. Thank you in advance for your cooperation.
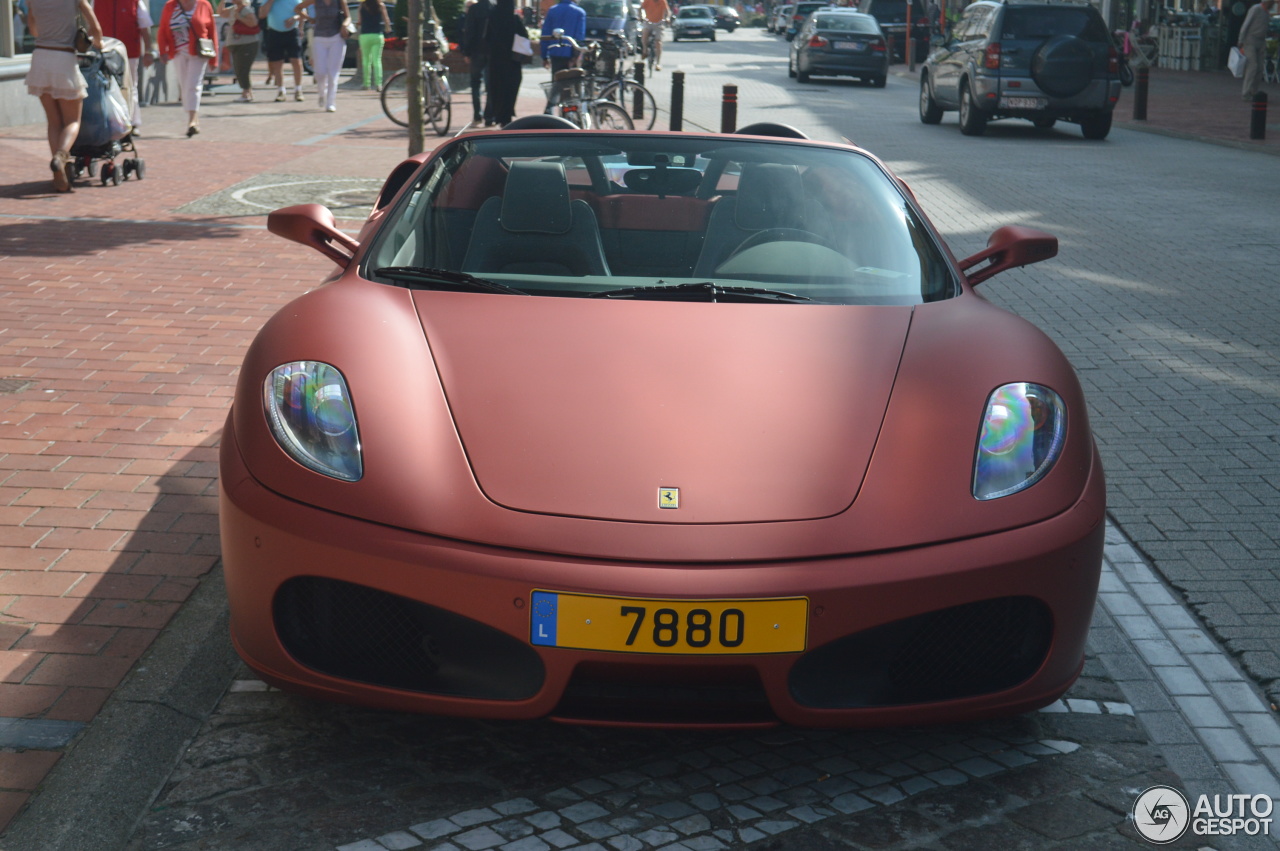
[579,0,625,18]
[365,134,955,306]
[679,7,714,18]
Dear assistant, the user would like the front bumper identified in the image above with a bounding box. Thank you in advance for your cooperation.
[221,424,1105,729]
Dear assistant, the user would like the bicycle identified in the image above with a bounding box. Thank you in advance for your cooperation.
[588,31,659,130]
[381,55,452,135]
[542,33,635,129]
[640,19,663,75]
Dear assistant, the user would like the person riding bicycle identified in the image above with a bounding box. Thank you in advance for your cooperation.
[541,0,585,76]
[639,0,669,71]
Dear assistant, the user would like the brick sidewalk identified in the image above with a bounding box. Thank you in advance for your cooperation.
[1112,65,1280,153]
[2,54,1277,837]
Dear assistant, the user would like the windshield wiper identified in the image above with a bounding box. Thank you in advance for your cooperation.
[374,266,530,295]
[588,281,811,303]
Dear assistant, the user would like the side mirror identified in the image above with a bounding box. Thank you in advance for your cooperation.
[267,204,360,269]
[958,225,1057,286]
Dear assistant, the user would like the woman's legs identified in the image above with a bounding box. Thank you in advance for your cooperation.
[359,33,384,89]
[173,52,208,130]
[39,94,82,191]
[231,43,257,97]
[313,34,345,109]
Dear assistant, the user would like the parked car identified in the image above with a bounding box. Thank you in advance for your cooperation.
[785,0,831,40]
[918,0,1121,139]
[858,0,930,62]
[769,3,795,33]
[222,121,1105,729]
[672,5,717,41]
[579,0,639,45]
[789,9,889,86]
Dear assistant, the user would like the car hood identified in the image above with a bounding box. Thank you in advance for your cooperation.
[413,293,912,524]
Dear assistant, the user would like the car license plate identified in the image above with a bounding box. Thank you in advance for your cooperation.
[530,590,808,655]
[834,41,866,51]
[1000,96,1044,109]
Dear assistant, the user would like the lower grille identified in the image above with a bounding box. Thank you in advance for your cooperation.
[789,597,1052,709]
[274,577,544,700]
[554,661,774,725]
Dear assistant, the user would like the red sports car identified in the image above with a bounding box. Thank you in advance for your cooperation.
[220,123,1105,729]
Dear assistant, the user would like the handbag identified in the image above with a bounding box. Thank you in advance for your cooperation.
[512,33,533,64]
[1228,45,1246,78]
[232,6,260,36]
[197,37,217,57]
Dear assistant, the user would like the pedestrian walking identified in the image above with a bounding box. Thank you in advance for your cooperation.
[357,0,391,90]
[220,0,260,101]
[462,0,493,124]
[260,0,305,101]
[296,0,347,110]
[24,0,104,191]
[485,0,527,125]
[1237,0,1276,100]
[156,0,218,136]
[94,0,157,132]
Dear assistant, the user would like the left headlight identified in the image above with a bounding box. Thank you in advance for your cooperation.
[972,382,1066,501]
[263,361,363,481]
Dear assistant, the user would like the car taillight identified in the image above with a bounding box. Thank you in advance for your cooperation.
[809,35,829,47]
[1107,44,1118,74]
[984,42,1001,69]
[871,38,886,52]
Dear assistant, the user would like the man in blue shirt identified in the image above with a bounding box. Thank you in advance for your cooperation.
[260,0,305,101]
[540,0,585,113]
[540,0,584,74]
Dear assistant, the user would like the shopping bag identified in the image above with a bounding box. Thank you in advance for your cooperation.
[512,34,534,64]
[1228,46,1246,78]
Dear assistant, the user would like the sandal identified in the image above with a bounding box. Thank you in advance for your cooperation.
[50,150,72,193]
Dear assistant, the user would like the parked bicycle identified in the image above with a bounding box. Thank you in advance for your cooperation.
[381,45,452,136]
[542,32,635,129]
[585,31,659,130]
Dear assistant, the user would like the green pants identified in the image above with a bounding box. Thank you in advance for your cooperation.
[359,33,385,88]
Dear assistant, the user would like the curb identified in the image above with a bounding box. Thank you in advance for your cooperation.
[0,565,240,851]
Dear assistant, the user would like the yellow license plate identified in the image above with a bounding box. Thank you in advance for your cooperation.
[530,591,808,655]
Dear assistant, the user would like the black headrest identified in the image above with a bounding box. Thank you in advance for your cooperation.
[736,122,810,139]
[500,162,572,234]
[622,168,703,196]
[503,114,579,130]
[734,164,806,231]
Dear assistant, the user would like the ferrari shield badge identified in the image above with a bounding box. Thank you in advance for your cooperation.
[659,487,679,509]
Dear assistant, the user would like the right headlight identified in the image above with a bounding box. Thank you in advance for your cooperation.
[262,361,363,482]
[972,382,1066,501]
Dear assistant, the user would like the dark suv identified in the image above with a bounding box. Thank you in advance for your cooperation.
[858,0,931,62]
[918,0,1121,139]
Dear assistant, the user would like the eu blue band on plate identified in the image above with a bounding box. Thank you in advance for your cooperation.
[530,590,558,646]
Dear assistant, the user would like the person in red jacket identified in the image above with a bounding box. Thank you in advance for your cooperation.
[157,0,218,136]
[93,0,156,132]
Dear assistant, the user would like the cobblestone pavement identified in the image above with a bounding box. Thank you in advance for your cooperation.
[2,26,1280,849]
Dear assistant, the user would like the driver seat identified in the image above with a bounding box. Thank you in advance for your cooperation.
[461,161,611,277]
[692,163,810,277]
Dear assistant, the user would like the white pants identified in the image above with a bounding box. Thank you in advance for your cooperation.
[172,50,208,113]
[128,56,141,127]
[312,33,346,109]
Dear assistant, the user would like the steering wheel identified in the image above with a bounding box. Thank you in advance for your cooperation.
[726,228,837,262]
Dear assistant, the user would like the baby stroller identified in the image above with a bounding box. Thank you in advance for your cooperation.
[69,37,145,186]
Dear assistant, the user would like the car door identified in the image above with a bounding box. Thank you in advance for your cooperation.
[929,5,979,106]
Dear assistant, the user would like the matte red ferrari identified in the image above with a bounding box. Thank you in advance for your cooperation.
[220,125,1105,729]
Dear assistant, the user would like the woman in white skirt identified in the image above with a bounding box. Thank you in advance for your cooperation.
[157,0,219,135]
[296,0,347,111]
[24,0,104,192]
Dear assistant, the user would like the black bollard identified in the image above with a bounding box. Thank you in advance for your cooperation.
[633,64,645,121]
[1133,65,1148,121]
[1251,92,1267,140]
[670,71,684,131]
[721,84,738,133]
